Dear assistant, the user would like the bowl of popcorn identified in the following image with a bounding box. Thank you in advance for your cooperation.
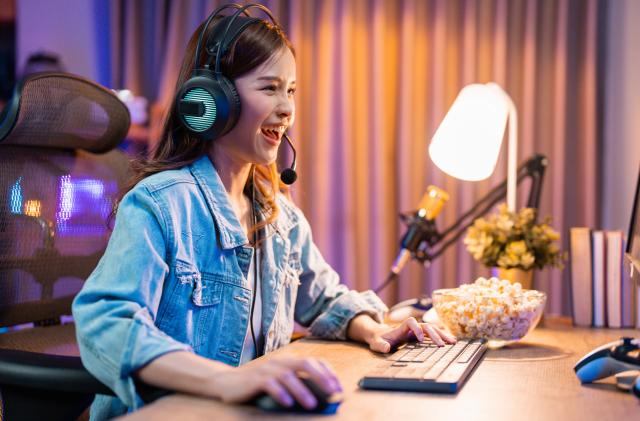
[431,277,546,349]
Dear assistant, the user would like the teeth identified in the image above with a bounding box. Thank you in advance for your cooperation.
[262,125,286,134]
[262,126,287,137]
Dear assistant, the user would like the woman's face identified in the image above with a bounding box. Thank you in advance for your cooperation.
[215,47,296,166]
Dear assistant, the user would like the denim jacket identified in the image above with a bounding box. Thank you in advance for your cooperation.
[72,155,387,420]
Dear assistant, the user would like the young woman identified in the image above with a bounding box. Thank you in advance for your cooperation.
[72,5,455,419]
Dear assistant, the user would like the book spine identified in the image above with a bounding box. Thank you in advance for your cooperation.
[605,231,622,328]
[592,230,606,327]
[570,227,593,327]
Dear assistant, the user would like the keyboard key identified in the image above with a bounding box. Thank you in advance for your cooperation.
[367,364,401,378]
[389,349,411,361]
[393,365,432,379]
[456,343,482,363]
[411,347,438,362]
[438,359,475,383]
[422,346,451,366]
[423,361,452,380]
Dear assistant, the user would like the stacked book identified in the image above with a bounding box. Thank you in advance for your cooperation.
[570,227,638,328]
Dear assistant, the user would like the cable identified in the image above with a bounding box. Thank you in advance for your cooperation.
[374,271,398,294]
[248,167,261,357]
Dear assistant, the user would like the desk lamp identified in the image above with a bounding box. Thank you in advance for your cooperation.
[379,83,543,295]
[429,82,517,211]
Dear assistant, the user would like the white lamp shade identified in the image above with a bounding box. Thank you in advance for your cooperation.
[428,83,509,181]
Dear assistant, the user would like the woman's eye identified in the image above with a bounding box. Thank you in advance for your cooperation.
[263,85,277,92]
[288,88,296,95]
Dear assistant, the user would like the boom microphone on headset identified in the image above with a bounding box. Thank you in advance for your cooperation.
[280,132,297,185]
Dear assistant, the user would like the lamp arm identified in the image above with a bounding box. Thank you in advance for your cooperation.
[422,154,548,263]
[506,92,518,211]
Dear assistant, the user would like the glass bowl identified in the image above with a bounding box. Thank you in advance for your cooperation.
[432,283,546,349]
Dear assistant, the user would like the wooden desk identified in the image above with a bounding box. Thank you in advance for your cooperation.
[117,321,638,421]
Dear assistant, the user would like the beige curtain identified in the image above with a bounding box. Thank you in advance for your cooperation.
[285,0,602,316]
[124,0,603,316]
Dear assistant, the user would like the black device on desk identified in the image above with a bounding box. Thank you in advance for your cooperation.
[252,375,343,414]
[625,165,640,287]
[359,338,487,393]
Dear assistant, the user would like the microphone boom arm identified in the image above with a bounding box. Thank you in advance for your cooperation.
[374,154,547,295]
[413,154,548,265]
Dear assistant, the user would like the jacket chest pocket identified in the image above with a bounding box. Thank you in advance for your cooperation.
[158,261,227,353]
[189,273,226,351]
[191,274,222,306]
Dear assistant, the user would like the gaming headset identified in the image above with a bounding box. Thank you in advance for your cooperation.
[175,3,297,185]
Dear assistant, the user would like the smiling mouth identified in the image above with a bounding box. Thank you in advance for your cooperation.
[260,126,286,144]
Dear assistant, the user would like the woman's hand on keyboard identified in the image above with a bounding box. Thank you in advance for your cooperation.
[367,317,457,353]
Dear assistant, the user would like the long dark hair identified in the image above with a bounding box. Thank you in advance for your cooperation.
[117,14,295,230]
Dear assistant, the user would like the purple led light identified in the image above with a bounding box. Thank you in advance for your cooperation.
[55,175,116,237]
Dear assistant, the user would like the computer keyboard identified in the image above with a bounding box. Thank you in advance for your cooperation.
[359,338,487,393]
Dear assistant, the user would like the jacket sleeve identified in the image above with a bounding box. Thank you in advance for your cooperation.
[72,186,191,409]
[292,209,388,340]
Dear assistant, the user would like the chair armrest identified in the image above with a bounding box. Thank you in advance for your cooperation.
[0,348,114,395]
[0,348,174,403]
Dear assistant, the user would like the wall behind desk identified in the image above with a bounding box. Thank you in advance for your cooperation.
[16,0,97,80]
[603,0,640,232]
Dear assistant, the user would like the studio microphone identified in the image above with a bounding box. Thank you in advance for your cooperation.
[390,186,450,275]
[280,132,298,185]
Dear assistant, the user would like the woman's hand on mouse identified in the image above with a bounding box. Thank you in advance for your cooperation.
[209,356,342,409]
[366,317,457,353]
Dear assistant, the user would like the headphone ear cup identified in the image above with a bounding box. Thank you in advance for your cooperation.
[217,76,241,135]
[175,72,240,140]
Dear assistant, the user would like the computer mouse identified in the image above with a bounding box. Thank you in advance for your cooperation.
[252,375,343,414]
[574,337,640,383]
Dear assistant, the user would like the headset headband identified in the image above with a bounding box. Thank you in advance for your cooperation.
[212,4,277,73]
[205,16,260,70]
[194,3,242,70]
[194,3,279,75]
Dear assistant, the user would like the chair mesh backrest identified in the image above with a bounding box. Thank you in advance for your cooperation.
[0,73,131,327]
[0,72,130,153]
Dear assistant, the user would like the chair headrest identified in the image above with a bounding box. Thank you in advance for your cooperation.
[0,72,131,153]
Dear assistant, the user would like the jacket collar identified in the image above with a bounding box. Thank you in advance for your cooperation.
[274,194,300,233]
[189,155,301,248]
[189,155,248,249]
